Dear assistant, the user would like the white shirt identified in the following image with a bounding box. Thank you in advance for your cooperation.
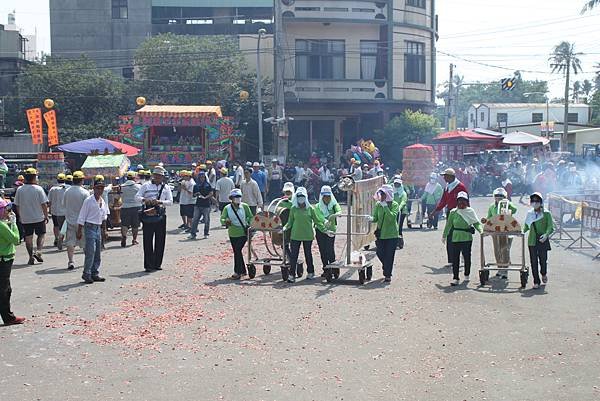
[48,184,68,216]
[295,167,305,183]
[215,176,235,203]
[240,178,263,207]
[179,178,196,205]
[234,166,244,186]
[14,184,48,224]
[319,166,334,183]
[77,194,109,226]
[63,185,91,225]
[135,180,173,205]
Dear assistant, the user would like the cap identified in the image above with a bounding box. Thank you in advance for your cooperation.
[493,187,507,197]
[393,178,403,185]
[57,173,66,180]
[152,167,166,176]
[283,182,295,193]
[441,168,456,176]
[252,162,260,167]
[191,163,197,168]
[137,164,144,170]
[272,158,279,163]
[199,164,207,170]
[530,192,543,202]
[17,175,24,181]
[206,160,213,165]
[229,188,242,198]
[245,161,252,167]
[457,191,469,201]
[24,167,37,175]
[220,167,228,174]
[72,171,85,179]
[245,167,253,174]
[65,174,73,182]
[0,198,10,209]
[94,175,105,187]
[127,171,136,179]
[320,185,333,196]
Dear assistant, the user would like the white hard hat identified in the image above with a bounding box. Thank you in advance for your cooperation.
[493,187,507,197]
[457,191,469,201]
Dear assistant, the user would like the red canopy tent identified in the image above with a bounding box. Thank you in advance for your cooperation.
[434,130,501,142]
[432,130,503,161]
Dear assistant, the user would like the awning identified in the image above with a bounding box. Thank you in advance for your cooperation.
[472,128,505,137]
[136,105,223,118]
[404,143,434,150]
[502,131,550,146]
[434,130,501,142]
[57,138,140,156]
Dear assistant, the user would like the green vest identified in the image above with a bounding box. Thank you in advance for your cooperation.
[371,201,400,240]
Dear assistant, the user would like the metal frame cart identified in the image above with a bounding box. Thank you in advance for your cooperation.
[479,232,529,288]
[323,178,374,284]
[246,198,302,281]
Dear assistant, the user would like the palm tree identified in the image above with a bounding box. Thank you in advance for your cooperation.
[582,0,600,13]
[572,81,582,103]
[582,79,593,102]
[549,41,583,151]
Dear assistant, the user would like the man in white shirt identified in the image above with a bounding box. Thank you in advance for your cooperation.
[62,171,90,270]
[119,171,142,247]
[136,166,173,272]
[77,175,109,284]
[178,170,196,231]
[13,168,49,265]
[47,173,68,250]
[294,164,305,187]
[215,167,235,211]
[240,168,263,215]
[318,163,334,187]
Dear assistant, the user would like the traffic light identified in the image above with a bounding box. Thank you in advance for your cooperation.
[501,77,516,91]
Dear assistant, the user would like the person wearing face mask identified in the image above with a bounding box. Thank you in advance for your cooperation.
[314,185,342,277]
[277,182,295,267]
[443,192,482,286]
[369,185,400,283]
[486,188,518,279]
[283,187,323,283]
[392,178,408,249]
[221,189,253,280]
[0,199,24,325]
[421,173,443,230]
[523,192,554,289]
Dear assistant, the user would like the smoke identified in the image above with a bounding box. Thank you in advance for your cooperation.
[582,161,600,191]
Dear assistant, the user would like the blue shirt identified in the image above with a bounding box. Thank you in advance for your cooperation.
[193,180,213,207]
[251,170,267,192]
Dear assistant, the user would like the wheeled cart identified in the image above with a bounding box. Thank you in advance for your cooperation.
[407,198,426,229]
[245,198,303,281]
[479,232,529,288]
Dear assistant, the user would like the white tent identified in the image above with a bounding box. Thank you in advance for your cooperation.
[502,131,550,146]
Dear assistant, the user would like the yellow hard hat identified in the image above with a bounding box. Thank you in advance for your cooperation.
[66,174,73,181]
[24,167,37,175]
[220,167,228,174]
[17,175,24,181]
[206,160,213,165]
[126,171,136,178]
[57,173,66,180]
[72,171,85,179]
[199,164,207,170]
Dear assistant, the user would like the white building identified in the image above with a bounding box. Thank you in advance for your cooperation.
[467,103,591,130]
[5,11,38,61]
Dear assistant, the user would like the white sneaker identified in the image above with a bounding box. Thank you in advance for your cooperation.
[450,279,459,286]
[532,283,540,289]
[287,276,296,283]
[306,273,315,280]
[464,275,470,281]
[542,275,548,284]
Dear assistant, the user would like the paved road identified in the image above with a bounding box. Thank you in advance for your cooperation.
[1,197,599,401]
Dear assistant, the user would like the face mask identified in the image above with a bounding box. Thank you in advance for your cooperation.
[531,202,541,209]
[297,197,306,205]
[232,198,241,204]
[430,178,436,183]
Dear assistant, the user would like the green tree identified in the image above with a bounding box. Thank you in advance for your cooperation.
[550,41,583,150]
[581,0,600,13]
[581,79,594,102]
[9,56,128,143]
[372,110,438,169]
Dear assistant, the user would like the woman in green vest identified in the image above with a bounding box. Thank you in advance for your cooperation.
[314,185,342,276]
[486,187,518,279]
[220,188,253,280]
[523,192,554,289]
[278,182,295,269]
[442,191,483,286]
[392,177,408,249]
[421,173,443,229]
[369,185,400,282]
[284,187,323,283]
[0,199,24,325]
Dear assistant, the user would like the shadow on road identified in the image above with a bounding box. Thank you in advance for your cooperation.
[423,264,451,275]
[35,267,74,275]
[110,271,151,279]
[53,282,87,292]
[435,282,470,293]
[520,286,548,297]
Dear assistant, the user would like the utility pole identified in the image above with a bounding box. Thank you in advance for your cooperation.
[256,28,266,162]
[447,64,456,131]
[562,60,571,152]
[273,0,288,160]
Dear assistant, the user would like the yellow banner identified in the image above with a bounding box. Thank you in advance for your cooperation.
[44,110,59,146]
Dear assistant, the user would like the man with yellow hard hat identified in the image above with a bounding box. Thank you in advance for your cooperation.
[63,171,89,270]
[13,168,49,265]
[47,173,68,250]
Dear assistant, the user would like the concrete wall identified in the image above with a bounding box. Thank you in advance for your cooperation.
[566,128,600,154]
[0,28,23,59]
[239,34,274,79]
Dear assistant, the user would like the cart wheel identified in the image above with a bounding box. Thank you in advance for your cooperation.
[407,223,413,229]
[325,270,333,283]
[296,262,304,278]
[263,265,271,275]
[520,271,528,288]
[479,270,487,286]
[366,266,373,281]
[281,266,289,282]
[247,264,256,279]
[333,268,340,279]
[483,270,490,283]
[358,270,366,284]
[419,224,423,229]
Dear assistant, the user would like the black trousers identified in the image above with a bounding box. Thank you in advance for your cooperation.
[230,236,247,275]
[450,241,472,280]
[528,245,548,285]
[398,213,407,236]
[290,240,314,276]
[315,230,336,270]
[446,234,453,263]
[0,258,16,324]
[376,238,398,278]
[142,217,167,270]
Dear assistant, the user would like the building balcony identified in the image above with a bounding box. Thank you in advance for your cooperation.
[282,0,388,23]
[284,79,388,101]
[152,20,273,36]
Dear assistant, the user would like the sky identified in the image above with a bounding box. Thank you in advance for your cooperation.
[1,0,599,100]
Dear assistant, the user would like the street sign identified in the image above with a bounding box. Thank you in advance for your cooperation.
[501,78,516,91]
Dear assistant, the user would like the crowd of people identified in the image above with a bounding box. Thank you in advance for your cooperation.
[0,151,567,327]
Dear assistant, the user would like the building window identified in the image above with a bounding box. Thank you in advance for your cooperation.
[497,113,508,123]
[532,113,543,123]
[470,113,474,123]
[480,112,485,122]
[567,112,578,123]
[295,40,345,80]
[122,67,134,79]
[404,41,425,83]
[360,41,385,80]
[112,0,128,19]
[407,0,426,9]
